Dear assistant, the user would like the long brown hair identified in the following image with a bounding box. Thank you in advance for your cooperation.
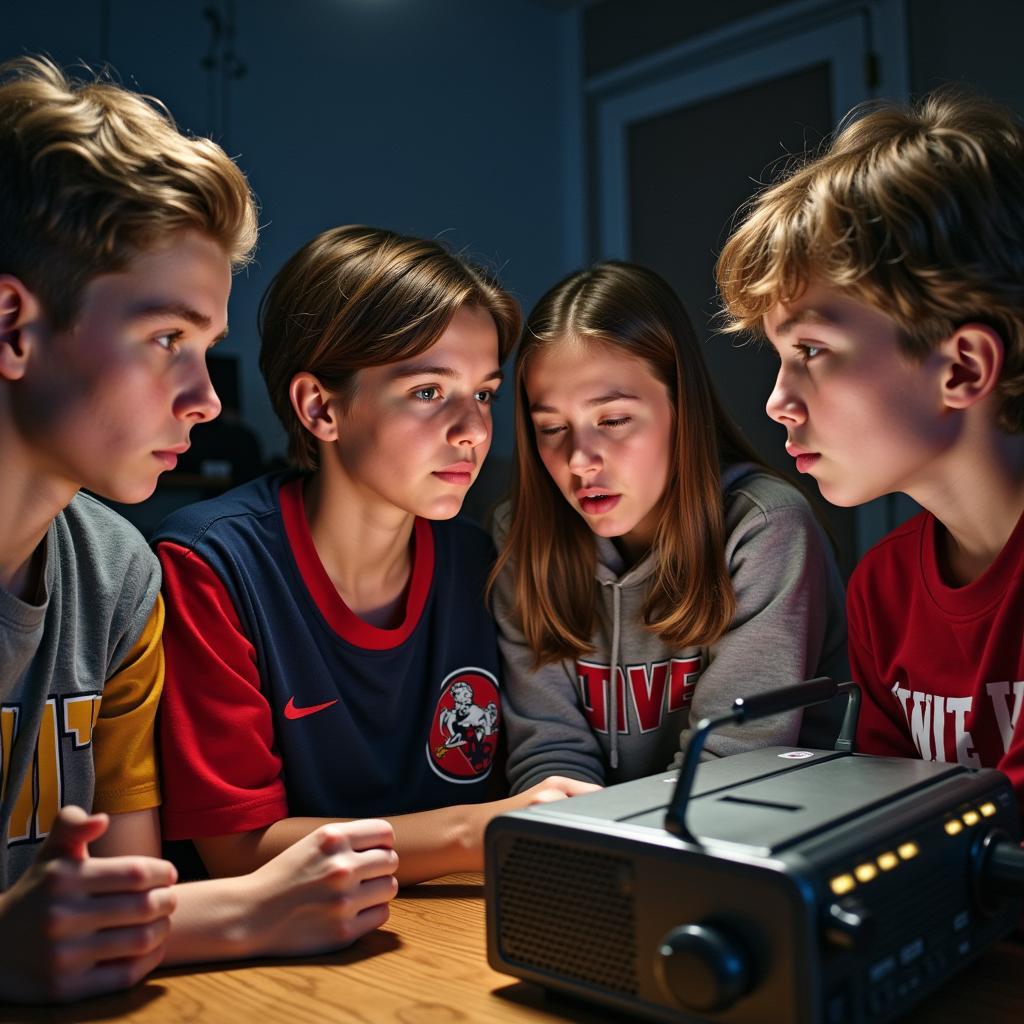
[489,260,765,667]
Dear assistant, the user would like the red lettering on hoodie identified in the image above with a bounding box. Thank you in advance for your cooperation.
[577,656,702,733]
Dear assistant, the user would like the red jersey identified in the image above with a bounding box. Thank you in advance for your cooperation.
[849,508,1024,811]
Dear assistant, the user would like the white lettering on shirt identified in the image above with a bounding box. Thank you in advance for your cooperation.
[888,679,1024,766]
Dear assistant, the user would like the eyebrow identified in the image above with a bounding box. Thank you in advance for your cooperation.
[388,364,504,383]
[771,308,837,337]
[129,301,229,341]
[530,389,640,414]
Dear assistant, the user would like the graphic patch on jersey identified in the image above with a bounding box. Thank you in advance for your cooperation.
[426,668,500,783]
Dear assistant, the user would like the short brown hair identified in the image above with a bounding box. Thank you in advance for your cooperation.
[258,224,522,471]
[0,55,258,329]
[717,88,1024,433]
[489,260,766,666]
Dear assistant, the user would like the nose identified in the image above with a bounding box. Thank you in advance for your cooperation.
[765,366,806,426]
[567,431,601,477]
[447,396,490,448]
[175,357,222,424]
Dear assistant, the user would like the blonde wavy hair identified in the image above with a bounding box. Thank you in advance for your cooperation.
[716,88,1024,433]
[488,261,768,667]
[0,55,258,328]
[258,225,522,471]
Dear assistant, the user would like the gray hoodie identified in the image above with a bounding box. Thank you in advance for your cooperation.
[492,464,848,792]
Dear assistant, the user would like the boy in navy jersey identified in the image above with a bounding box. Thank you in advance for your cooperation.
[0,59,396,1004]
[716,91,1024,811]
[154,225,598,884]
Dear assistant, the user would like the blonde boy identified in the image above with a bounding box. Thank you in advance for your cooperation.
[0,57,395,1003]
[716,91,1024,809]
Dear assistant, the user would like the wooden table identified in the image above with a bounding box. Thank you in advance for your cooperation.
[5,873,1022,1023]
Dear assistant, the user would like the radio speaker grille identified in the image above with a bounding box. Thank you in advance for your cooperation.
[496,836,639,995]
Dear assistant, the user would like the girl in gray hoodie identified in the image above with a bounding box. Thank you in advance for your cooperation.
[489,261,848,791]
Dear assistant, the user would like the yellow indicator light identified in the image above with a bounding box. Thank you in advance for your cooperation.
[830,873,856,896]
[898,841,920,860]
[877,852,899,871]
[980,802,997,818]
[854,862,878,883]
[944,820,963,836]
[963,811,980,827]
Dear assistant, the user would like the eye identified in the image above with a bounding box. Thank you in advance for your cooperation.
[797,343,822,362]
[154,330,182,352]
[600,416,631,428]
[474,388,498,405]
[536,423,566,437]
[412,386,441,402]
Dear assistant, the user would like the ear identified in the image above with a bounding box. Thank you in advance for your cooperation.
[0,275,44,382]
[938,323,1004,412]
[289,372,339,444]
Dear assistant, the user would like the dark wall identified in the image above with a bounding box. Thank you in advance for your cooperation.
[908,0,1024,106]
[582,0,784,77]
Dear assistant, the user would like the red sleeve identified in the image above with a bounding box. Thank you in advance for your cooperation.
[848,567,917,759]
[157,541,289,839]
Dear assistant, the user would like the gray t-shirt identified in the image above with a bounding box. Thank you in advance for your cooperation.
[0,493,160,887]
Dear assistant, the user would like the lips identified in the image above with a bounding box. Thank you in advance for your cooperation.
[433,461,476,486]
[152,443,190,471]
[785,441,821,475]
[576,486,621,516]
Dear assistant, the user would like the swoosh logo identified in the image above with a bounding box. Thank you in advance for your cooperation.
[284,696,338,720]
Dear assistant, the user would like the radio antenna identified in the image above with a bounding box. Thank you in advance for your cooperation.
[664,678,860,843]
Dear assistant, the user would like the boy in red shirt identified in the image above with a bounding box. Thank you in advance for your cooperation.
[716,91,1024,807]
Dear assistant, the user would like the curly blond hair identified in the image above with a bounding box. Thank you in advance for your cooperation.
[716,88,1024,433]
[0,55,258,328]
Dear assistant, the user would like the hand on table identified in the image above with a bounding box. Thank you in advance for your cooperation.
[512,775,603,807]
[240,819,398,957]
[0,805,177,1003]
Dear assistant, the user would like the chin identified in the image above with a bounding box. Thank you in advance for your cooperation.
[95,475,160,506]
[583,518,631,539]
[418,497,465,521]
[817,480,877,509]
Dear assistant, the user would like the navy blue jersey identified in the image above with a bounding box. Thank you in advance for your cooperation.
[153,473,503,838]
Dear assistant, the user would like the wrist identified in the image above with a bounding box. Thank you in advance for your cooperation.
[166,874,264,965]
[226,869,277,960]
[448,803,490,871]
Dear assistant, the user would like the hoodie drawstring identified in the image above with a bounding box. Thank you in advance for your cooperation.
[608,582,622,771]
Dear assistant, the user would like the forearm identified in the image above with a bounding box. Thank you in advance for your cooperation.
[199,805,491,887]
[162,875,255,965]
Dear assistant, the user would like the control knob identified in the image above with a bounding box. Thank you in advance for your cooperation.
[654,923,751,1013]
